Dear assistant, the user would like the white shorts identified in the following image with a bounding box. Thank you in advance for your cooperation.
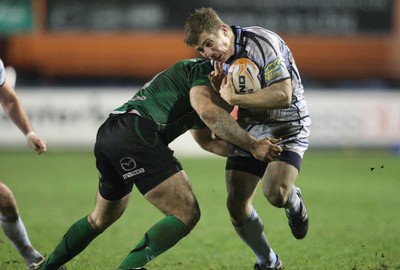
[231,116,311,159]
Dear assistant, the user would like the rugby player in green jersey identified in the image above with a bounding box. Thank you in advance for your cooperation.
[36,58,282,270]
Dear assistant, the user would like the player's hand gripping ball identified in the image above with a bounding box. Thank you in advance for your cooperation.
[228,58,261,94]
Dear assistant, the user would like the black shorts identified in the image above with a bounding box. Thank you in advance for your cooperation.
[226,151,303,178]
[94,113,182,200]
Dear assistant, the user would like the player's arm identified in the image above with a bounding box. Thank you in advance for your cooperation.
[220,73,292,109]
[190,85,282,162]
[190,127,230,157]
[0,81,47,154]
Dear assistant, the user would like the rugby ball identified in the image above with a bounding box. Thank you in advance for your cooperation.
[228,58,261,94]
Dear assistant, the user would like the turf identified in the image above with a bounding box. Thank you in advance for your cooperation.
[0,149,399,270]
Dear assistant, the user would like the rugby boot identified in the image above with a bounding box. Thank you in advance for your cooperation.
[286,187,309,239]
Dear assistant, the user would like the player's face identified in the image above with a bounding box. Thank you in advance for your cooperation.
[194,26,234,63]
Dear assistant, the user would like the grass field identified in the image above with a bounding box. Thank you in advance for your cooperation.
[0,149,399,270]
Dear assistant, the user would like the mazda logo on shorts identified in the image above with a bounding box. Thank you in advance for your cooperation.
[120,157,136,171]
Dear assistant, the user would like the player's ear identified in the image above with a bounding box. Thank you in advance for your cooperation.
[220,24,230,35]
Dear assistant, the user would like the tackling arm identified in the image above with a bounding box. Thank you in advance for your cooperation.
[190,85,282,162]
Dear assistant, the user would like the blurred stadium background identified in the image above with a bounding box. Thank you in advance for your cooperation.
[1,1,400,269]
[0,0,399,154]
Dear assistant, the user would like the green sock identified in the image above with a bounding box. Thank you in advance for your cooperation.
[118,215,188,269]
[40,216,100,269]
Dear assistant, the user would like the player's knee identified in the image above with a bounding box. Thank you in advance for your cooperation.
[188,208,201,231]
[182,201,201,231]
[264,186,288,208]
[0,183,18,215]
[87,213,117,232]
[0,182,12,198]
[226,195,249,222]
[226,195,240,213]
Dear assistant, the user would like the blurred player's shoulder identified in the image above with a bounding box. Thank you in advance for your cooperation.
[5,66,17,88]
[0,59,5,86]
[0,58,17,88]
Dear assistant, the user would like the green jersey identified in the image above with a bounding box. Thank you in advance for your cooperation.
[113,58,213,143]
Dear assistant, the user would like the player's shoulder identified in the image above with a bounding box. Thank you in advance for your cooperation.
[177,58,212,74]
[242,25,281,40]
[0,58,5,86]
[242,25,268,32]
[0,58,4,74]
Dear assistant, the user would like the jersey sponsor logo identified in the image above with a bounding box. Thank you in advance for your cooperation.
[264,59,282,82]
[120,157,146,179]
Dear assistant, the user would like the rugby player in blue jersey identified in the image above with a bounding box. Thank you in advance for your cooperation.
[185,8,311,270]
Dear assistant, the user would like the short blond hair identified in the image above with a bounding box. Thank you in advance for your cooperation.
[183,7,225,46]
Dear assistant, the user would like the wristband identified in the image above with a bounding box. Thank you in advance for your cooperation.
[26,131,37,139]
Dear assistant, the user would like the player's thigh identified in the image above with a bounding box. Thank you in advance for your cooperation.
[144,170,199,227]
[226,169,260,204]
[225,156,266,203]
